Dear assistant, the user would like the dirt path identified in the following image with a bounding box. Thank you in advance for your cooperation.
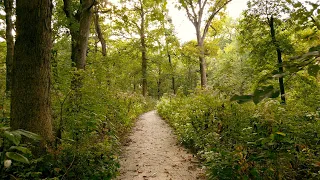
[116,111,206,180]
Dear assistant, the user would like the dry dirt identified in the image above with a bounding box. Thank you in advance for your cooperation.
[116,111,206,180]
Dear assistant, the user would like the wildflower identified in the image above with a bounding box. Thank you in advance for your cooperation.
[4,160,12,168]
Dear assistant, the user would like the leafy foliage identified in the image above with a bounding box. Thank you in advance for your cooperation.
[0,127,42,178]
[0,0,320,179]
[157,92,320,179]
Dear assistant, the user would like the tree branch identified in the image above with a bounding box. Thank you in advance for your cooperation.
[187,0,197,21]
[94,6,106,56]
[201,0,232,42]
[182,2,196,23]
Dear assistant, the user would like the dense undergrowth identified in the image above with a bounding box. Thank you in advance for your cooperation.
[157,91,320,179]
[1,92,154,179]
[0,66,156,179]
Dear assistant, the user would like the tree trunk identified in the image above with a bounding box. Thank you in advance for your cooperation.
[63,0,94,108]
[74,0,94,69]
[269,16,286,104]
[168,52,176,94]
[63,0,94,70]
[198,40,207,88]
[140,8,147,97]
[195,25,207,88]
[94,6,106,56]
[4,0,14,92]
[11,0,54,145]
[157,67,162,99]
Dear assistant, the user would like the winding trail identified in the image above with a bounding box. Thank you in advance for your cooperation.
[116,111,206,180]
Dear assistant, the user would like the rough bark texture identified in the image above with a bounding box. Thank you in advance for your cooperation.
[269,16,286,104]
[74,0,94,69]
[11,0,54,143]
[63,0,95,70]
[63,0,95,107]
[4,0,14,92]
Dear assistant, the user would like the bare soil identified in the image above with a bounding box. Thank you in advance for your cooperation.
[116,111,206,180]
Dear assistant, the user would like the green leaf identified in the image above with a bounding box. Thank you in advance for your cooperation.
[308,64,320,77]
[308,45,320,52]
[293,2,302,8]
[230,95,253,104]
[276,132,286,136]
[122,15,128,22]
[6,152,29,164]
[270,90,280,98]
[15,129,42,141]
[9,146,32,154]
[3,131,21,145]
[252,86,274,104]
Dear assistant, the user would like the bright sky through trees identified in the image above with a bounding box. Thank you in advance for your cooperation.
[168,0,248,42]
[168,0,318,42]
[108,0,248,42]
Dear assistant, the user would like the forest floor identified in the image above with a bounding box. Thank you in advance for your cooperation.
[116,111,206,180]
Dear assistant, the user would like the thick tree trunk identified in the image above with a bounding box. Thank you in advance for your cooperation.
[269,16,286,104]
[4,0,14,92]
[63,0,94,70]
[140,9,147,97]
[63,0,94,97]
[11,0,54,144]
[74,0,94,69]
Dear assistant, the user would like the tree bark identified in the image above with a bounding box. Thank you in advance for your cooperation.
[11,0,54,145]
[168,53,176,94]
[74,0,94,69]
[63,0,95,100]
[94,6,106,56]
[157,67,162,99]
[4,0,14,92]
[269,16,286,104]
[140,6,147,97]
[63,0,95,70]
[198,40,207,88]
[196,24,208,88]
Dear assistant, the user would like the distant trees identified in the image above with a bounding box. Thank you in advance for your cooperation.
[113,0,167,96]
[232,0,319,104]
[245,0,291,104]
[178,0,232,88]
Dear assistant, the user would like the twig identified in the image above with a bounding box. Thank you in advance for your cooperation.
[61,154,76,180]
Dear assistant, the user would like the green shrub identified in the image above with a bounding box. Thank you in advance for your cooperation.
[157,92,320,179]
